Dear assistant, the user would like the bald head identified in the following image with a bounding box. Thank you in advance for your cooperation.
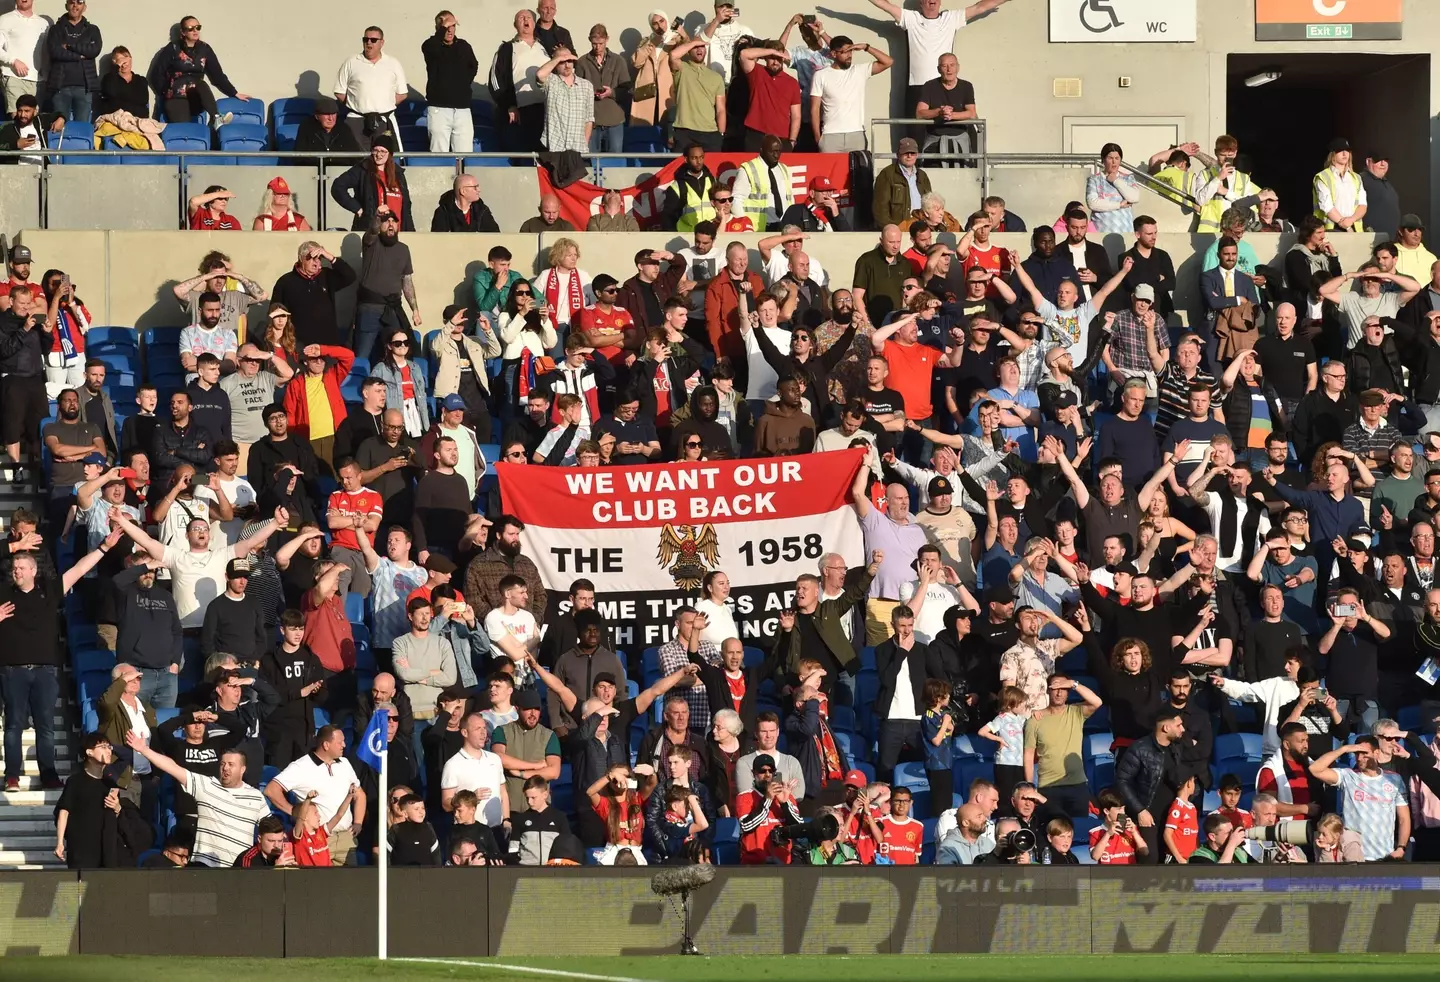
[382,409,404,428]
[958,802,985,835]
[539,193,562,223]
[1273,301,1296,335]
[881,224,902,256]
[372,672,397,699]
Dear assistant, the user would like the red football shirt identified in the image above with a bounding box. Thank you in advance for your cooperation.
[960,242,1014,296]
[723,216,755,232]
[734,789,793,865]
[743,66,801,138]
[1164,799,1199,861]
[881,338,938,420]
[878,816,923,865]
[326,487,383,552]
[576,304,635,366]
[1089,824,1137,864]
[189,210,243,231]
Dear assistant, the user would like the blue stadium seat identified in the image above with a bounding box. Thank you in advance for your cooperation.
[953,733,990,760]
[218,123,272,159]
[894,761,929,791]
[1083,704,1110,733]
[72,647,114,675]
[470,101,493,125]
[395,98,427,125]
[1073,843,1094,864]
[156,707,181,725]
[1085,731,1114,758]
[854,669,878,711]
[354,635,376,674]
[87,327,139,348]
[271,98,315,126]
[1213,733,1263,763]
[274,122,300,151]
[742,645,765,668]
[829,704,855,736]
[641,646,662,686]
[623,125,664,153]
[858,646,876,672]
[77,670,110,704]
[161,122,211,152]
[1398,705,1423,732]
[90,350,136,374]
[1213,757,1261,791]
[217,97,265,127]
[465,156,512,168]
[712,817,739,843]
[56,121,94,149]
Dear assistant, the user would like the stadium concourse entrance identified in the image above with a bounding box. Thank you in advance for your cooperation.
[1226,53,1430,231]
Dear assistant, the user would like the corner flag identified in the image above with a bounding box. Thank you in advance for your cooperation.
[358,710,388,773]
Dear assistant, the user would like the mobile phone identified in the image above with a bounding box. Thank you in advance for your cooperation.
[672,15,684,29]
[1316,686,1328,701]
[626,778,639,790]
[1334,603,1357,617]
[802,14,816,24]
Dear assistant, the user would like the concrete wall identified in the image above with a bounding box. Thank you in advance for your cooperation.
[15,228,1388,338]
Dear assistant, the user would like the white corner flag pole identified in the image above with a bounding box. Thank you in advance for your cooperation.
[378,733,389,960]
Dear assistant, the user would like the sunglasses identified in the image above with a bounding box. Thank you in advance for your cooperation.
[363,36,382,43]
[513,290,532,297]
[684,441,702,449]
[389,340,410,348]
[184,23,202,31]
[712,196,733,204]
[505,450,526,458]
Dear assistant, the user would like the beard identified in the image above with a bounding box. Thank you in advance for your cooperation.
[833,308,854,325]
[497,538,521,557]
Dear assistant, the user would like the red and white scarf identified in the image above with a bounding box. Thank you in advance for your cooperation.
[543,268,584,332]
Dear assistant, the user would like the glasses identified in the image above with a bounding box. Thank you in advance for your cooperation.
[1324,372,1346,379]
[599,287,617,295]
[1020,319,1044,327]
[512,290,532,297]
[303,253,322,262]
[389,340,409,348]
[712,196,733,204]
[363,36,382,43]
[684,441,702,449]
[505,450,526,459]
[460,183,479,191]
[184,23,202,31]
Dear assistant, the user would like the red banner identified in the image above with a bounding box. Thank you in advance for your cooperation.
[537,153,853,231]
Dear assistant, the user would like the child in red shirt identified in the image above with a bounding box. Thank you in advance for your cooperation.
[1214,774,1255,831]
[1163,776,1200,864]
[286,787,354,867]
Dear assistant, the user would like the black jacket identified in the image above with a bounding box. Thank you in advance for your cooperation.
[200,593,269,663]
[1114,733,1178,817]
[294,118,361,154]
[1345,337,1405,395]
[332,163,415,232]
[1084,634,1166,742]
[689,647,779,734]
[0,311,49,374]
[112,565,182,672]
[874,637,929,721]
[669,385,735,460]
[195,670,280,785]
[430,191,500,233]
[148,40,239,101]
[1222,377,1287,446]
[778,202,852,233]
[633,336,706,424]
[259,645,325,725]
[250,435,322,501]
[785,696,849,800]
[752,322,856,428]
[150,419,214,490]
[46,16,102,93]
[1291,389,1358,465]
[421,35,480,108]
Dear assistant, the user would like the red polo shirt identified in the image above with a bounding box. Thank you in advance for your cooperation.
[189,210,243,231]
[743,67,801,138]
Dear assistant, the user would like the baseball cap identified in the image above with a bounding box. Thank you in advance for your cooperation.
[267,176,291,195]
[896,137,920,154]
[441,393,467,412]
[1113,561,1139,576]
[1132,283,1155,302]
[9,244,31,264]
[263,403,288,421]
[1050,389,1079,409]
[1401,213,1426,231]
[423,554,456,574]
[1328,137,1351,153]
[592,672,618,688]
[225,559,252,579]
[843,769,868,788]
[81,452,107,466]
[928,476,954,498]
[810,175,836,191]
[514,689,542,710]
[752,753,777,773]
[1346,536,1371,554]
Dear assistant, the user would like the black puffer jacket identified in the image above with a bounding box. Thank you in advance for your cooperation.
[0,312,48,375]
[1114,733,1179,818]
[430,191,500,233]
[46,16,103,92]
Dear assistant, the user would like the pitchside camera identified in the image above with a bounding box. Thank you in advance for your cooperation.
[773,813,841,845]
[1246,821,1312,846]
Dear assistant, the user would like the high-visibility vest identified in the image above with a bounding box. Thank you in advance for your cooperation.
[671,175,715,233]
[1195,165,1256,234]
[737,157,793,233]
[1313,167,1367,232]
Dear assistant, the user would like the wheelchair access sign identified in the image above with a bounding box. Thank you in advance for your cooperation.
[1049,0,1197,43]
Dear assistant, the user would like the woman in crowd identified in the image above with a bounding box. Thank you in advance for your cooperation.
[253,177,311,232]
[1139,484,1195,568]
[148,15,250,126]
[498,282,558,421]
[372,326,431,439]
[258,302,298,368]
[696,570,739,647]
[97,46,150,119]
[332,135,414,232]
[898,192,962,234]
[704,709,751,817]
[1085,142,1141,235]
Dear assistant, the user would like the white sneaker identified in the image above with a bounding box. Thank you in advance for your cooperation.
[213,111,234,130]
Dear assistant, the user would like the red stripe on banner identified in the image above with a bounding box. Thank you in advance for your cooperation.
[537,153,854,231]
[497,449,866,530]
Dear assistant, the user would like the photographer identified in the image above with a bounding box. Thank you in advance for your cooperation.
[735,754,802,864]
[1089,789,1147,864]
[974,816,1035,864]
[1246,794,1306,863]
[586,762,656,864]
[806,806,860,865]
[1188,812,1252,864]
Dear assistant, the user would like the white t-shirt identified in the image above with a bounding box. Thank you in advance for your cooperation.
[898,578,959,644]
[706,20,754,83]
[441,746,507,826]
[898,8,965,86]
[810,63,869,135]
[485,606,538,656]
[511,38,551,107]
[437,423,480,499]
[273,753,361,832]
[333,53,408,115]
[0,10,51,82]
[764,251,828,288]
[163,543,237,628]
[696,598,740,647]
[743,326,794,401]
[679,247,723,316]
[157,495,213,553]
[888,645,921,721]
[184,770,270,867]
[196,476,257,548]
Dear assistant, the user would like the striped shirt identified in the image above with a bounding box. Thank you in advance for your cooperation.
[184,770,271,868]
[1155,363,1216,439]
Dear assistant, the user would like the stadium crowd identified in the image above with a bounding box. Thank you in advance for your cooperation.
[0,0,1435,872]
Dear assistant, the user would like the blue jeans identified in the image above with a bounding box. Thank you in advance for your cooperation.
[138,667,179,710]
[589,123,625,154]
[352,304,389,365]
[2,665,59,780]
[50,86,92,123]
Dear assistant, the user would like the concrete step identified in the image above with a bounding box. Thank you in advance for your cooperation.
[0,849,64,867]
[0,817,58,834]
[0,777,61,800]
[0,740,73,762]
[0,775,66,792]
[0,759,72,778]
[0,833,57,852]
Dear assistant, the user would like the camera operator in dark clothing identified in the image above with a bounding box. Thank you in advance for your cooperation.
[973,817,1036,864]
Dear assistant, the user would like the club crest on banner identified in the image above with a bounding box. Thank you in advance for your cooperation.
[657,523,720,589]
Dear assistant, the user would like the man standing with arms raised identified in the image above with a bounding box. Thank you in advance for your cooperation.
[865,0,1015,114]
